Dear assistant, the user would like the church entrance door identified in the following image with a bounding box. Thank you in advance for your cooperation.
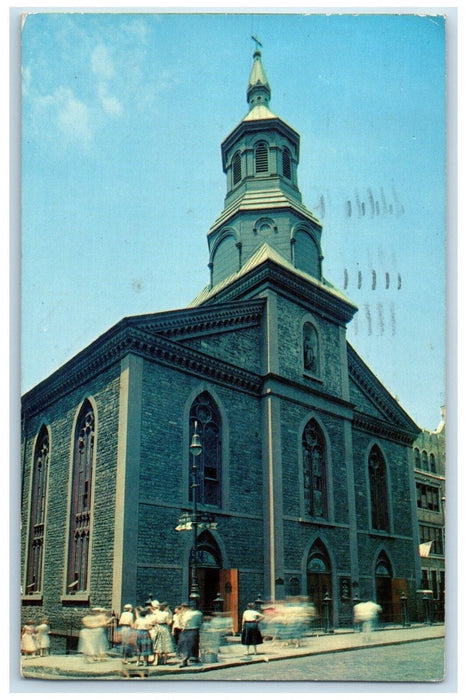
[306,540,333,626]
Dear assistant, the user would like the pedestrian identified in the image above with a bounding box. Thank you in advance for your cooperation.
[353,601,382,639]
[118,604,135,664]
[20,621,37,656]
[178,601,203,667]
[78,607,113,662]
[171,605,183,655]
[241,602,264,655]
[132,607,154,666]
[153,602,175,665]
[35,619,50,657]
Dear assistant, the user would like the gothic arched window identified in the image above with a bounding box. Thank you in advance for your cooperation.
[189,393,222,507]
[422,451,429,472]
[255,142,269,173]
[232,152,242,185]
[66,401,95,593]
[369,445,389,531]
[282,147,291,179]
[302,419,328,518]
[430,453,437,474]
[25,425,49,594]
[303,322,319,375]
[414,448,421,470]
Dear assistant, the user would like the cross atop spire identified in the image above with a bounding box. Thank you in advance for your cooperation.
[251,35,263,51]
[247,40,271,109]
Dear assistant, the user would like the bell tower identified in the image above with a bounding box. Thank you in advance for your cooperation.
[207,45,324,289]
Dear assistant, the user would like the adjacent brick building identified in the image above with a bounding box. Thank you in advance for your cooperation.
[413,408,446,621]
[21,48,423,647]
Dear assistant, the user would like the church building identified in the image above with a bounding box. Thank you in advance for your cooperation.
[21,48,422,644]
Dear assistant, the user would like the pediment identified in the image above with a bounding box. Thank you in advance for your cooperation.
[126,298,265,341]
[347,343,420,435]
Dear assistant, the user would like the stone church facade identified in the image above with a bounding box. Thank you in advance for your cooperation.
[21,48,422,645]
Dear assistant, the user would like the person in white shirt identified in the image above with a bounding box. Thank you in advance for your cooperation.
[241,603,264,655]
[118,604,135,663]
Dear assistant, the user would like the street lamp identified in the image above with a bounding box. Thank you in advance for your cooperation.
[400,592,409,628]
[189,421,202,605]
[323,591,333,633]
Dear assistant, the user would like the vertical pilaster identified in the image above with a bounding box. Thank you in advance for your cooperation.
[260,291,284,600]
[343,418,360,594]
[112,354,143,613]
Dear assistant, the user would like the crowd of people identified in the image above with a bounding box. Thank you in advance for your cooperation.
[21,596,382,664]
[76,599,210,667]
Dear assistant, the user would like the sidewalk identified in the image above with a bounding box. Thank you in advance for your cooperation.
[20,623,445,680]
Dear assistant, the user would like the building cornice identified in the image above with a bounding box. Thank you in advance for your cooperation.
[200,258,357,324]
[347,343,420,435]
[132,298,265,339]
[22,322,264,417]
[352,411,418,446]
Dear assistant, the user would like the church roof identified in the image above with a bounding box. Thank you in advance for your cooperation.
[190,241,355,310]
[208,187,319,235]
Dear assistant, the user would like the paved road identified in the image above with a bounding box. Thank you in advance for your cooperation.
[169,638,445,683]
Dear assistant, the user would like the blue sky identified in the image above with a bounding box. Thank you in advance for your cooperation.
[20,10,447,430]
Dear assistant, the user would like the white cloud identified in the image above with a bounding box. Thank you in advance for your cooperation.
[91,44,115,81]
[55,88,92,143]
[97,84,123,117]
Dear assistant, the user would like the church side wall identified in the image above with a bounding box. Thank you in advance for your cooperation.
[351,427,419,608]
[21,364,121,646]
[137,359,264,611]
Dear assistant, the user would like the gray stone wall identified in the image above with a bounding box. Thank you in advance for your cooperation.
[181,324,262,374]
[21,364,121,635]
[275,294,344,397]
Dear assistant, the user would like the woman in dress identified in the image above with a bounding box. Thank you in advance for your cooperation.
[133,608,154,666]
[241,603,264,655]
[35,619,50,657]
[153,602,175,665]
[78,608,112,662]
[20,621,37,656]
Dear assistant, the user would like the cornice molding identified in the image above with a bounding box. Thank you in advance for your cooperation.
[353,411,418,445]
[22,323,263,416]
[347,343,420,435]
[201,258,357,324]
[135,298,265,339]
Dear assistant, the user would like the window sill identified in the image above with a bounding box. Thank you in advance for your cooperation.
[21,594,43,604]
[61,593,90,605]
[303,371,323,383]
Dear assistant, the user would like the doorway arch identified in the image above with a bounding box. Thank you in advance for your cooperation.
[375,551,393,622]
[306,540,333,622]
[191,531,222,614]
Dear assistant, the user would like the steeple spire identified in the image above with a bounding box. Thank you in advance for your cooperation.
[247,40,271,109]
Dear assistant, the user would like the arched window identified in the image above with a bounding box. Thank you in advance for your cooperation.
[422,451,429,472]
[282,147,291,179]
[66,401,95,593]
[414,448,421,470]
[303,322,319,375]
[189,393,222,507]
[25,425,49,594]
[430,453,436,473]
[232,152,241,185]
[369,445,389,531]
[302,419,328,518]
[255,142,269,173]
